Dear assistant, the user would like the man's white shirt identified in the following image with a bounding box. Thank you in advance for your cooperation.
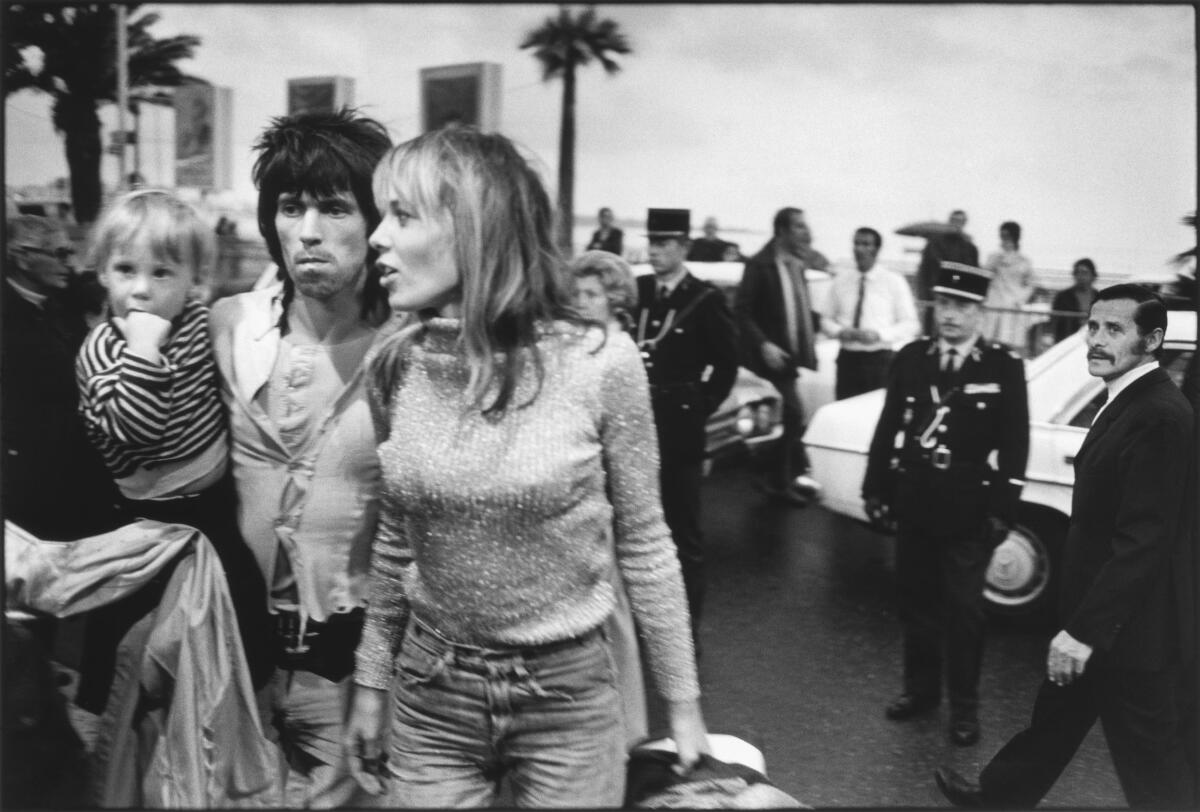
[1092,359,1158,424]
[821,264,919,352]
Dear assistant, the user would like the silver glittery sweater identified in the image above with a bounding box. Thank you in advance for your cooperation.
[354,317,700,702]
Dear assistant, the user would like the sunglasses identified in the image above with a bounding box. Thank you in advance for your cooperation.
[19,245,75,261]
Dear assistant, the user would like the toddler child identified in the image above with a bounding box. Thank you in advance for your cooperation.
[73,189,271,710]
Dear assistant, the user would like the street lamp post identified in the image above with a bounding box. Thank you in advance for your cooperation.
[115,5,129,191]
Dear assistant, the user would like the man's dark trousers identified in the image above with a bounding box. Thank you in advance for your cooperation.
[896,518,993,718]
[659,457,705,626]
[980,666,1194,808]
[835,349,894,400]
[766,374,810,489]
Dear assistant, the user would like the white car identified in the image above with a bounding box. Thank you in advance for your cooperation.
[804,309,1197,618]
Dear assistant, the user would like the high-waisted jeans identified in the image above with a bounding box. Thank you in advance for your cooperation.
[385,616,625,808]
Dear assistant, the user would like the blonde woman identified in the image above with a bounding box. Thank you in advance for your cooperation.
[344,128,707,807]
[569,249,638,332]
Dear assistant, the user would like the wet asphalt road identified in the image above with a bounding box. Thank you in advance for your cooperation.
[647,461,1126,808]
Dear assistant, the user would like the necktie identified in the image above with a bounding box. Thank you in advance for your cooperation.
[658,285,669,302]
[938,348,958,393]
[852,272,866,329]
[942,347,958,373]
[1090,389,1109,425]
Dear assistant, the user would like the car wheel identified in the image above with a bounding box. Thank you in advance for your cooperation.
[983,507,1066,621]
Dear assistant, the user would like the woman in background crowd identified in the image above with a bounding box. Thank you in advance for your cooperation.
[982,220,1035,351]
[1050,257,1098,342]
[344,127,707,807]
[569,249,638,331]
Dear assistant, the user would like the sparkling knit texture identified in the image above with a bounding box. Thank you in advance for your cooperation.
[354,317,700,702]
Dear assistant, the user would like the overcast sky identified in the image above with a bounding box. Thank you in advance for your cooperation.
[5,3,1196,274]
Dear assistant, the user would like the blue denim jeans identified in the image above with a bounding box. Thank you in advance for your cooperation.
[385,617,625,808]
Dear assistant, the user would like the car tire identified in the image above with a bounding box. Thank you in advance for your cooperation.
[983,505,1067,623]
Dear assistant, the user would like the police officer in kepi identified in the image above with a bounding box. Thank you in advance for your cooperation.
[633,208,739,642]
[862,260,1029,747]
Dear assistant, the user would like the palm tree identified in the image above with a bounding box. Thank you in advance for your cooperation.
[1169,212,1196,308]
[5,4,203,224]
[521,5,631,255]
[1170,212,1196,268]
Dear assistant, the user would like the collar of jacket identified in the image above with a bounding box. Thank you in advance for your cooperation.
[925,336,984,363]
[1076,366,1171,461]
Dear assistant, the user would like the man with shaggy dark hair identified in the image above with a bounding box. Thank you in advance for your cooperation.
[210,108,394,807]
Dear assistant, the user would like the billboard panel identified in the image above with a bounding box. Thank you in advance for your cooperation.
[419,63,501,132]
[287,76,355,117]
[174,85,233,190]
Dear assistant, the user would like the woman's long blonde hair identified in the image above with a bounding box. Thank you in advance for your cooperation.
[370,127,583,417]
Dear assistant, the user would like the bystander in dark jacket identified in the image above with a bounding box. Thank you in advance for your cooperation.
[1050,258,1099,342]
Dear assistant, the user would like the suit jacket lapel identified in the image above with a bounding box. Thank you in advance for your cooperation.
[1075,366,1169,464]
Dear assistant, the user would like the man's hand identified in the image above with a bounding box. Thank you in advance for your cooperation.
[667,698,710,775]
[864,496,896,533]
[1047,630,1093,687]
[343,685,390,795]
[114,310,172,365]
[760,341,790,373]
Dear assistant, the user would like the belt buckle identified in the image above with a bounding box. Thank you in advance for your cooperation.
[278,611,312,655]
[932,445,952,470]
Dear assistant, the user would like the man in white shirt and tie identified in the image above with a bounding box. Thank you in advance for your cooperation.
[821,227,919,399]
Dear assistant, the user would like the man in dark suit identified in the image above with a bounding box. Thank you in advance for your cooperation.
[862,261,1029,747]
[1050,257,1099,343]
[585,206,623,255]
[735,207,826,506]
[632,208,738,635]
[2,214,123,541]
[916,210,979,335]
[936,284,1196,808]
[687,216,737,262]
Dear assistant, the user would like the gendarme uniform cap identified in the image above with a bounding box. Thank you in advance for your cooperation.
[646,208,691,239]
[933,261,993,302]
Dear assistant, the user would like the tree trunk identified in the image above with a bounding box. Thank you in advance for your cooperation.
[56,94,103,225]
[132,103,141,183]
[557,59,577,257]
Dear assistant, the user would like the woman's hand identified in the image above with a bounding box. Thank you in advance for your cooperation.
[666,698,710,774]
[343,685,390,795]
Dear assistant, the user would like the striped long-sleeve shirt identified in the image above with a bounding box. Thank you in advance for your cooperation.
[76,300,227,481]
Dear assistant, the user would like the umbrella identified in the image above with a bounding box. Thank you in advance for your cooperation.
[895,220,959,238]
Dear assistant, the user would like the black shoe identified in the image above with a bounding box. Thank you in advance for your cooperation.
[934,766,984,807]
[760,482,810,507]
[885,693,939,720]
[950,716,980,747]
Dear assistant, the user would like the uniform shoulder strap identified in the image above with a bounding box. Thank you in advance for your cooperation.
[670,285,718,329]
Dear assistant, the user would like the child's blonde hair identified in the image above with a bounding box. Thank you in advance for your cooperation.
[86,189,217,285]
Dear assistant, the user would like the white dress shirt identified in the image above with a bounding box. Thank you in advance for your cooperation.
[1092,359,1159,424]
[936,335,980,371]
[821,264,920,352]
